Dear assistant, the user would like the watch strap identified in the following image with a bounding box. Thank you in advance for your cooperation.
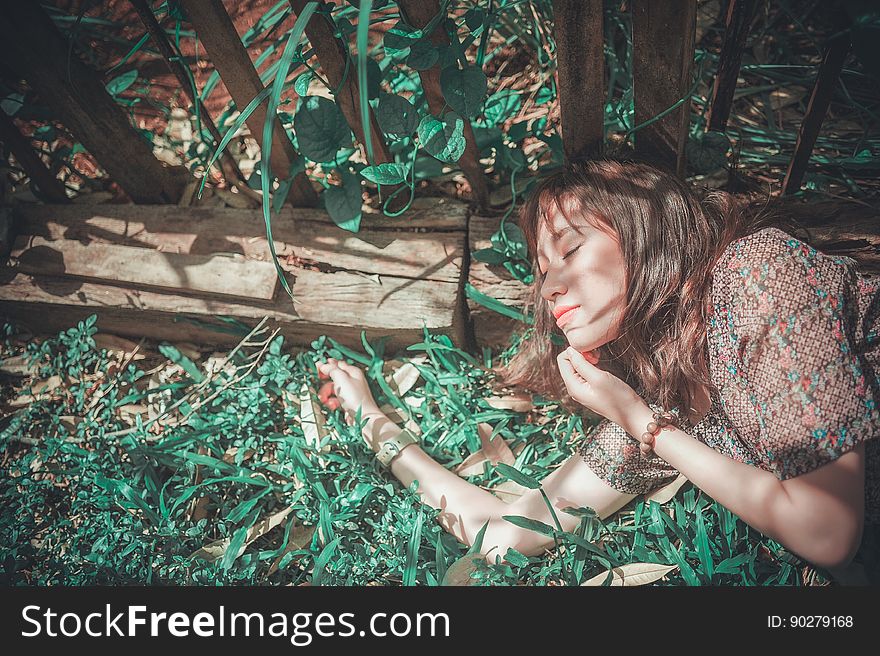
[375,428,419,468]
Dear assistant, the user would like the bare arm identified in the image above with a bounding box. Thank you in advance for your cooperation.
[622,402,866,570]
[360,413,637,562]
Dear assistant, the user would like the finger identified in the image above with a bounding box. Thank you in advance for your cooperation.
[556,351,585,389]
[566,347,596,378]
[336,361,361,377]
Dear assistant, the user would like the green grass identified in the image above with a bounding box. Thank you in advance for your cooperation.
[0,315,829,586]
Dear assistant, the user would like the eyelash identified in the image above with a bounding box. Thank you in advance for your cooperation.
[540,245,580,280]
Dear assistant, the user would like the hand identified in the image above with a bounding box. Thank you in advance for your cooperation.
[315,358,384,427]
[556,346,641,426]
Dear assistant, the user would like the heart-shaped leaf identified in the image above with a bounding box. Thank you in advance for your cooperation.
[294,96,353,163]
[440,65,487,118]
[418,112,466,163]
[377,93,419,136]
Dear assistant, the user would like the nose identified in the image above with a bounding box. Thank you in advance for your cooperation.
[539,266,566,303]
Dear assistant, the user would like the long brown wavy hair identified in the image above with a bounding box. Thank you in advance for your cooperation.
[488,158,809,419]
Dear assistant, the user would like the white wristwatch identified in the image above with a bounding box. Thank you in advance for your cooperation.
[375,429,419,468]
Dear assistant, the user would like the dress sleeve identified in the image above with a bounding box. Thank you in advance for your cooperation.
[576,405,680,495]
[718,231,880,481]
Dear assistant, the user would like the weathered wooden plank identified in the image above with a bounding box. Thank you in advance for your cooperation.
[11,198,468,283]
[0,111,69,204]
[10,236,279,301]
[632,0,697,176]
[397,0,491,211]
[706,0,759,133]
[467,215,532,349]
[0,268,460,352]
[782,34,851,196]
[0,2,186,204]
[551,0,604,162]
[176,0,317,207]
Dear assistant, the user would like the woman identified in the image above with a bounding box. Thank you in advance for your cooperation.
[316,159,880,584]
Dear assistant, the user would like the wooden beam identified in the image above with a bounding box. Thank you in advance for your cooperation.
[551,0,604,162]
[10,236,279,301]
[0,2,186,204]
[782,34,851,196]
[176,0,318,207]
[397,0,491,212]
[0,110,70,203]
[706,0,759,133]
[288,0,391,163]
[631,0,696,176]
[129,0,254,200]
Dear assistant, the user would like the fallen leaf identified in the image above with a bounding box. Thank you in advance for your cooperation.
[484,394,534,412]
[644,473,690,505]
[441,554,485,586]
[454,423,516,476]
[489,480,529,503]
[580,562,678,586]
[190,506,296,563]
[299,382,331,461]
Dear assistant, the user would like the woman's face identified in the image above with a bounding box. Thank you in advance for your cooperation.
[535,205,628,354]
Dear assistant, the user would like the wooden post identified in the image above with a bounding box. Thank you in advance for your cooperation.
[551,0,604,163]
[176,0,318,207]
[631,0,696,176]
[397,0,491,212]
[0,110,70,203]
[706,0,758,133]
[0,2,186,204]
[129,0,252,198]
[782,34,851,195]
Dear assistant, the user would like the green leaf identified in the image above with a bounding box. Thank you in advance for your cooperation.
[294,96,353,162]
[403,512,423,586]
[685,131,730,174]
[220,526,249,571]
[376,93,419,136]
[158,343,204,382]
[440,65,487,118]
[501,514,555,537]
[417,112,466,163]
[495,462,541,489]
[294,72,313,96]
[383,20,422,58]
[406,40,438,70]
[105,69,138,97]
[483,89,521,126]
[312,536,342,585]
[323,169,362,233]
[360,162,408,185]
[535,86,554,105]
[471,247,508,265]
[503,547,530,568]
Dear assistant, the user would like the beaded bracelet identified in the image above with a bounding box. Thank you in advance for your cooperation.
[639,410,680,455]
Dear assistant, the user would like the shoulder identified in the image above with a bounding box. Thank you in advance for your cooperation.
[711,226,860,306]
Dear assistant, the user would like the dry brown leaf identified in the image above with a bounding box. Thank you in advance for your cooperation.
[267,522,318,576]
[580,562,678,587]
[441,554,485,586]
[490,480,529,503]
[454,423,516,476]
[8,375,64,407]
[644,473,690,505]
[94,333,147,360]
[299,382,330,461]
[484,394,534,413]
[190,506,296,563]
[0,354,37,376]
[768,86,807,111]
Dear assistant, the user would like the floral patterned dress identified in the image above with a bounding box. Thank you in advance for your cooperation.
[576,226,880,555]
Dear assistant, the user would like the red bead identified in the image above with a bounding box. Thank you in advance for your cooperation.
[646,421,659,433]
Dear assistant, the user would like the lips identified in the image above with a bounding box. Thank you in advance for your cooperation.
[553,304,580,320]
[554,305,580,328]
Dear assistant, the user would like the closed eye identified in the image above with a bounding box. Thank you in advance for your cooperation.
[539,244,581,280]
